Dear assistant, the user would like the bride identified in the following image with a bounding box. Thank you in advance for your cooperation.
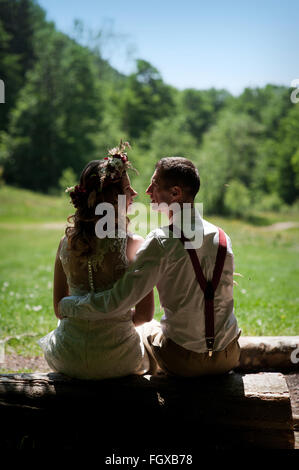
[39,142,153,379]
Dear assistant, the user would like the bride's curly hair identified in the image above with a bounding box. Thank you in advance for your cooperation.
[65,159,128,258]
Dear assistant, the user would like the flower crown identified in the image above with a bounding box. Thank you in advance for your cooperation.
[99,140,135,189]
[65,141,137,209]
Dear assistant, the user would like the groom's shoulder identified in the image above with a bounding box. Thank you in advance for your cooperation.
[202,217,233,253]
[146,226,185,253]
[144,227,170,249]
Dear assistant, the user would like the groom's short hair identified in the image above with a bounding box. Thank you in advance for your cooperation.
[155,157,200,199]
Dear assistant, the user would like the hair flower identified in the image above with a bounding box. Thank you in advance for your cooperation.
[66,140,138,209]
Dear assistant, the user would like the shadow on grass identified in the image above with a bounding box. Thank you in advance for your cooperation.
[243,214,272,226]
[212,213,273,227]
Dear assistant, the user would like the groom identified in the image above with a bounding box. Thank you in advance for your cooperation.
[59,157,241,376]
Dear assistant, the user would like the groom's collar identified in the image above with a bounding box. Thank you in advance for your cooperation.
[170,206,202,232]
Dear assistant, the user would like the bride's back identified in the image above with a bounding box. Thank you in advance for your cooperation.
[60,151,135,296]
[39,148,150,379]
[59,235,128,295]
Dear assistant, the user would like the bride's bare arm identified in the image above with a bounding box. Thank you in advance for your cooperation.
[127,234,155,326]
[53,238,69,318]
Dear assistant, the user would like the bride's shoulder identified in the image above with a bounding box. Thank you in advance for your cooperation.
[58,234,68,249]
[126,232,145,261]
[57,235,69,262]
[127,232,144,242]
[127,232,145,247]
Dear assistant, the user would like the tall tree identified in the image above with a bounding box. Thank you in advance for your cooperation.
[231,85,291,138]
[178,88,231,143]
[3,28,104,191]
[120,59,175,140]
[0,18,21,130]
[198,110,264,213]
[0,0,45,130]
[273,104,299,204]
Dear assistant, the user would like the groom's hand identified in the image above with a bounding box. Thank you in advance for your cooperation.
[58,293,97,319]
[55,310,64,320]
[58,290,117,321]
[58,295,79,318]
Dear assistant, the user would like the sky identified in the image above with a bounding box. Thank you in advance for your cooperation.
[38,0,299,96]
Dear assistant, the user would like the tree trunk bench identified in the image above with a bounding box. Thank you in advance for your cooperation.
[0,371,295,451]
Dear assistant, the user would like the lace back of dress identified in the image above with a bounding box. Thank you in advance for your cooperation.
[60,234,128,294]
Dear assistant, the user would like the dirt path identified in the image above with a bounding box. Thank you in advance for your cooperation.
[260,222,299,231]
[1,220,299,232]
[0,222,66,230]
[0,353,51,373]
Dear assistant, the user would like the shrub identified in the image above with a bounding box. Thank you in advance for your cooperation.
[58,167,77,194]
[254,192,284,212]
[224,179,251,217]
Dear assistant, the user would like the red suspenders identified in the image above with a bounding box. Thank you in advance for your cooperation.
[169,225,227,357]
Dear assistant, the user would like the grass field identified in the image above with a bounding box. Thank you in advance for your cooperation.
[0,185,298,364]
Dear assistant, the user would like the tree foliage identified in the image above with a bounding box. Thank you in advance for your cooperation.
[0,0,298,213]
[178,88,231,143]
[198,110,264,213]
[0,0,43,130]
[120,59,175,140]
[2,26,103,191]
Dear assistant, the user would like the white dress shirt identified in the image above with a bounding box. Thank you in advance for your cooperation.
[59,211,240,353]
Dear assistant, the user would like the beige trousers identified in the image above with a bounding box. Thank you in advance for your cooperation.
[137,320,241,377]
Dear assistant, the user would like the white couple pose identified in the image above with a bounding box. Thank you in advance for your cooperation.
[39,142,241,379]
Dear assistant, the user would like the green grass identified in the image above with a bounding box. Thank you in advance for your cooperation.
[0,184,71,223]
[0,185,298,364]
[211,217,299,336]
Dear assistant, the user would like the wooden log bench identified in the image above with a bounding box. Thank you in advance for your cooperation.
[0,371,296,451]
[0,336,298,451]
[238,336,299,372]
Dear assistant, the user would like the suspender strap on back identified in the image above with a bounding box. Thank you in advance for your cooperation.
[169,224,227,357]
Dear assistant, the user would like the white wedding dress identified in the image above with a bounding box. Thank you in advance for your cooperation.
[38,234,150,379]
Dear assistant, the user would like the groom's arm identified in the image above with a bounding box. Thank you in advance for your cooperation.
[58,232,165,321]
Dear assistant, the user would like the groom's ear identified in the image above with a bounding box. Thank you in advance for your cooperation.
[170,185,183,201]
